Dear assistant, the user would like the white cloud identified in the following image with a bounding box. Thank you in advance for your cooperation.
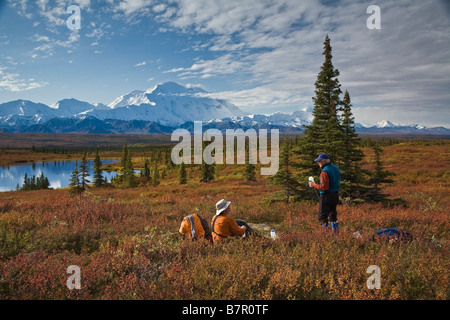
[152,4,166,13]
[32,34,51,42]
[158,0,450,126]
[7,0,32,18]
[134,61,147,67]
[75,0,91,9]
[165,53,248,79]
[0,68,47,92]
[116,0,153,15]
[10,0,90,29]
[28,30,81,59]
[159,0,321,35]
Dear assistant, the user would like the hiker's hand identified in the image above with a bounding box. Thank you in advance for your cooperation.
[241,225,247,231]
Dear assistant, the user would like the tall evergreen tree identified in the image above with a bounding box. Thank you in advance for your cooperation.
[69,160,82,195]
[369,144,395,190]
[365,144,396,202]
[152,163,159,186]
[36,172,50,189]
[294,35,345,198]
[117,142,136,188]
[178,162,187,184]
[124,150,137,188]
[93,147,104,188]
[79,151,90,190]
[22,173,30,190]
[143,158,151,180]
[120,142,128,170]
[243,141,256,182]
[339,90,367,198]
[200,141,215,183]
[269,137,300,203]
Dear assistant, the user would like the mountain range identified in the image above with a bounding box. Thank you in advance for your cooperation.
[0,82,448,135]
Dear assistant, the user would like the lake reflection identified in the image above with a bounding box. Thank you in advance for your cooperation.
[0,160,120,192]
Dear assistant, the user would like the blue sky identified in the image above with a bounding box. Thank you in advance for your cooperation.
[0,0,449,127]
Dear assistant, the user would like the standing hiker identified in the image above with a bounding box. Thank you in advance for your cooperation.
[309,154,341,233]
[211,199,247,242]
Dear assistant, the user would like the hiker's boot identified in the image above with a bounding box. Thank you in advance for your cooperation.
[331,221,339,234]
[321,222,329,233]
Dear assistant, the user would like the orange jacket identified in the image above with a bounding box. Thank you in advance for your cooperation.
[211,214,245,242]
[179,213,206,239]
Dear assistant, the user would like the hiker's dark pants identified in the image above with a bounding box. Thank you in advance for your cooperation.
[318,192,339,224]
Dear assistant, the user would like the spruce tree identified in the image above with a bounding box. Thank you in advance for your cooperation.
[243,142,256,182]
[152,163,159,187]
[369,144,395,190]
[35,172,50,190]
[365,144,396,202]
[142,158,151,180]
[124,150,137,188]
[294,35,345,199]
[22,173,30,190]
[117,143,136,188]
[178,162,187,184]
[79,151,90,190]
[93,147,104,188]
[69,160,82,195]
[269,137,300,203]
[120,142,128,170]
[200,141,215,183]
[339,90,367,198]
[31,175,36,190]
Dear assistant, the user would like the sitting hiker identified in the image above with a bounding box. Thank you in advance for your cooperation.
[211,199,249,242]
[179,213,213,242]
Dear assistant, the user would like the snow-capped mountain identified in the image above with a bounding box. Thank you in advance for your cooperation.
[0,100,56,126]
[108,90,152,109]
[0,82,448,135]
[216,110,313,128]
[0,82,248,128]
[84,82,248,126]
[374,120,400,128]
[50,98,96,118]
[354,120,449,135]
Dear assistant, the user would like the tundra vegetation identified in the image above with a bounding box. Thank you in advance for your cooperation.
[0,138,448,300]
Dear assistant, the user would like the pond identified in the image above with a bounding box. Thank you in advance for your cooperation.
[0,159,121,192]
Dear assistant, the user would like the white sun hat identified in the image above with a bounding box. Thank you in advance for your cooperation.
[215,199,231,216]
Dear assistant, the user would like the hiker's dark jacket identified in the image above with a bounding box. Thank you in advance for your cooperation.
[313,163,340,194]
